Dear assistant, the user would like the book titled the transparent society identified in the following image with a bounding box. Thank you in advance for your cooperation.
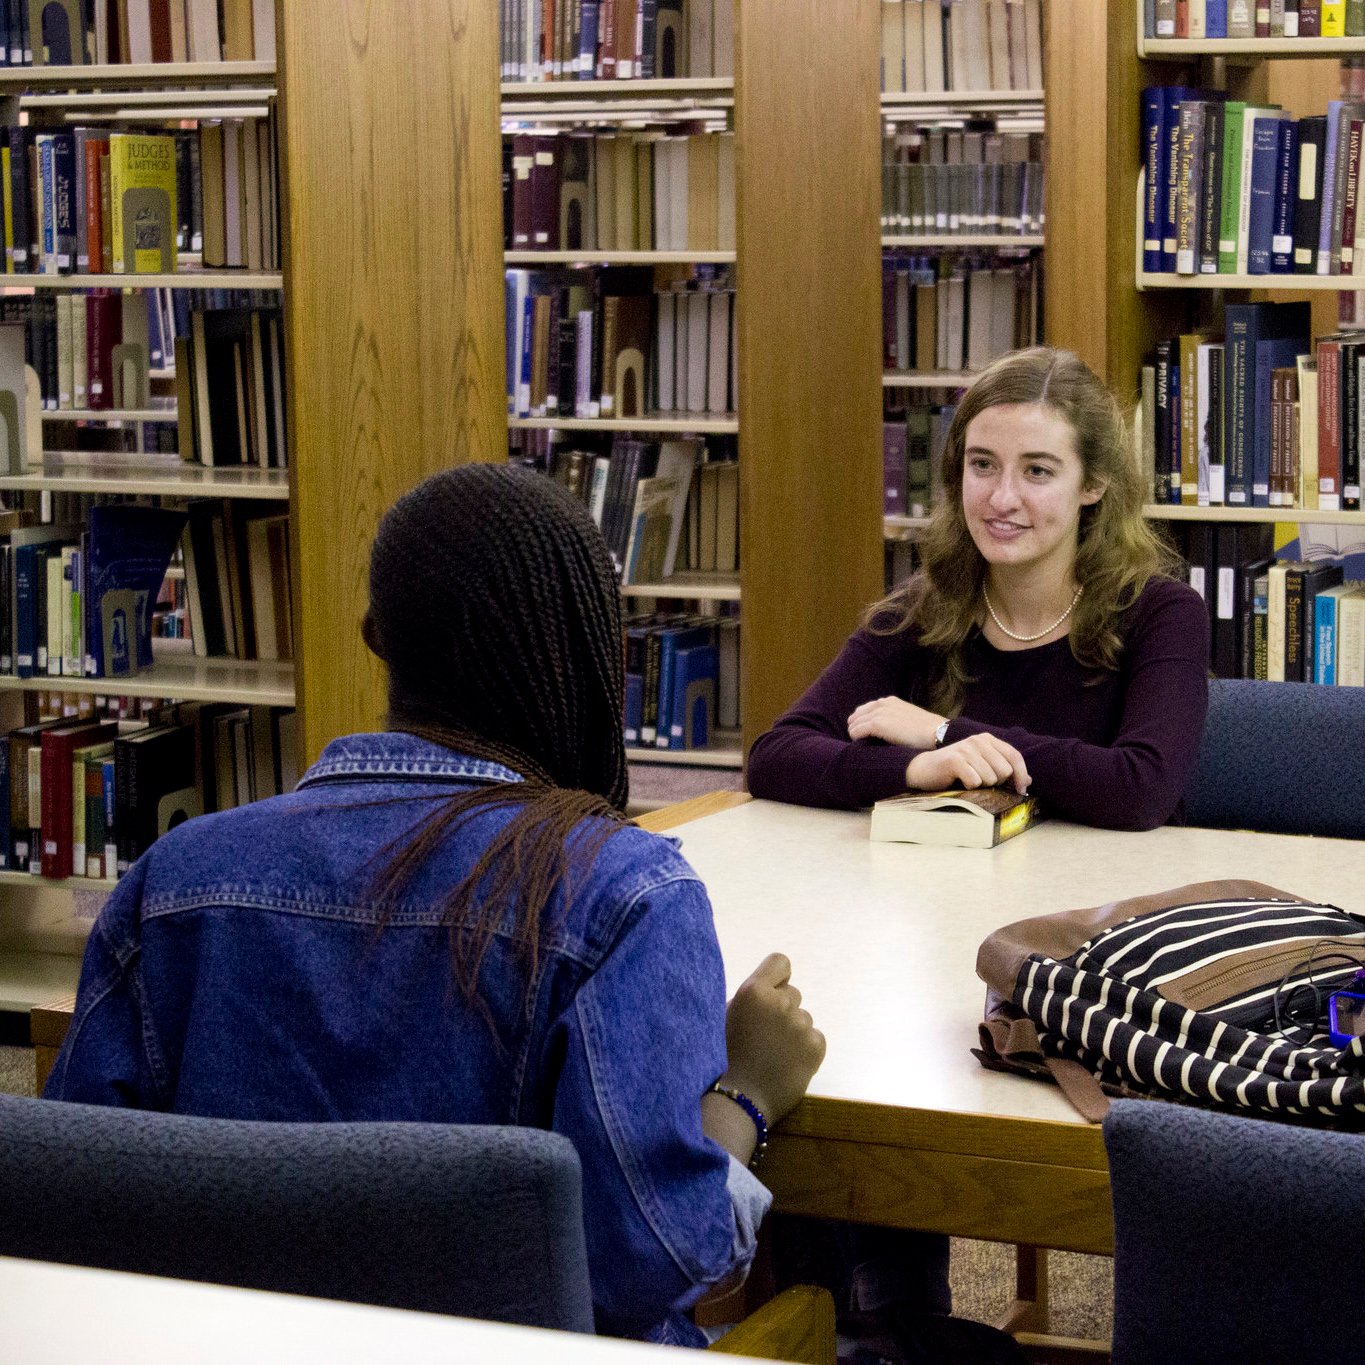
[869,787,1040,849]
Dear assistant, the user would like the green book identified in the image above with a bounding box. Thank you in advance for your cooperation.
[1350,0,1365,35]
[1217,103,1247,274]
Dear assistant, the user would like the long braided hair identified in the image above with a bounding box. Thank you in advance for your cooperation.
[361,464,629,1013]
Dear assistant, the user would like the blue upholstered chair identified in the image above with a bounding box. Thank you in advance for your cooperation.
[0,1095,596,1331]
[1183,677,1365,838]
[0,1094,835,1361]
[1103,1098,1365,1365]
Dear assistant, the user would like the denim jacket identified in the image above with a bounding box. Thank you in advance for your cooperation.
[44,732,770,1345]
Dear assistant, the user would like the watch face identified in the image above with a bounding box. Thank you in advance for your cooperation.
[1331,992,1365,1041]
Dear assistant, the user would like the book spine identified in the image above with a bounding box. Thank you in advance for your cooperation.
[1270,118,1298,274]
[1224,311,1251,505]
[1318,336,1342,509]
[1218,103,1245,273]
[1342,118,1364,274]
[1318,103,1343,274]
[1197,101,1224,274]
[1175,101,1203,275]
[1245,114,1280,275]
[1162,96,1186,272]
[1318,592,1338,685]
[1283,567,1306,682]
[1348,349,1363,508]
[1180,334,1199,503]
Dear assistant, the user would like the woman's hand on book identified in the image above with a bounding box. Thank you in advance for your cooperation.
[906,735,1031,796]
[847,696,947,750]
[720,953,826,1126]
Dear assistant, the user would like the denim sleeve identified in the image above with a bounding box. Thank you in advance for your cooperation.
[550,872,757,1340]
[41,862,164,1107]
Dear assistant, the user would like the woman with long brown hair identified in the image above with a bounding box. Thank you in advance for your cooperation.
[45,464,825,1346]
[748,346,1209,830]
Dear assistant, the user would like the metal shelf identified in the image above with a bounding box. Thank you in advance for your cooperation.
[0,270,282,289]
[0,61,275,90]
[505,250,734,266]
[41,408,176,422]
[883,234,1044,249]
[502,77,733,99]
[627,731,742,769]
[1140,37,1365,58]
[0,454,288,499]
[883,371,979,389]
[621,573,740,602]
[0,655,295,706]
[510,413,738,434]
[1144,504,1365,524]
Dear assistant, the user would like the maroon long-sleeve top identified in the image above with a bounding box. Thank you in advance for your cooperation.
[746,577,1210,832]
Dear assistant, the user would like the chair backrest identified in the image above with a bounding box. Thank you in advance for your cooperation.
[1103,1099,1365,1365]
[0,1096,595,1333]
[1183,677,1365,838]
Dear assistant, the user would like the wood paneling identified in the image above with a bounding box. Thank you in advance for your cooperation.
[734,0,885,755]
[634,790,752,833]
[707,1286,837,1364]
[279,2,507,764]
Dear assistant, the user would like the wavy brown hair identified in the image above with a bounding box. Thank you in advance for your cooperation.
[870,347,1178,713]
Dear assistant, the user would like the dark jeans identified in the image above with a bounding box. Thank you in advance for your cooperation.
[770,1215,952,1323]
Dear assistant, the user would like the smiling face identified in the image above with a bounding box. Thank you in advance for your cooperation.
[959,401,1105,582]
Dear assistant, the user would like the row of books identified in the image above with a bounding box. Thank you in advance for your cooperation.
[624,612,738,751]
[174,304,286,467]
[499,0,732,82]
[506,268,735,419]
[883,403,954,518]
[1139,302,1365,510]
[1,0,275,66]
[541,435,737,582]
[882,253,1041,375]
[2,118,279,277]
[178,498,292,660]
[1,699,296,884]
[881,0,1043,96]
[504,131,735,255]
[1145,0,1362,38]
[882,128,1043,238]
[1141,90,1365,279]
[1,289,170,413]
[1168,524,1365,685]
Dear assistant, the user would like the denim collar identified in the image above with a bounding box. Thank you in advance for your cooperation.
[297,731,525,789]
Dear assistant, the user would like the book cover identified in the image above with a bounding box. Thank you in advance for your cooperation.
[114,722,200,875]
[39,719,116,879]
[667,641,716,750]
[1252,335,1307,506]
[108,131,177,274]
[1300,561,1346,682]
[84,504,186,677]
[1197,100,1225,274]
[870,786,1040,849]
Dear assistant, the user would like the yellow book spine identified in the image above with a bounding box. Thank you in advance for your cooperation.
[1324,3,1347,37]
[109,133,178,275]
[1,145,11,273]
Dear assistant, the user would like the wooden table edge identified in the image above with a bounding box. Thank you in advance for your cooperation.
[634,790,752,833]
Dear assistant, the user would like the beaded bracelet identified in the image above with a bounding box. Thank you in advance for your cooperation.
[708,1082,769,1171]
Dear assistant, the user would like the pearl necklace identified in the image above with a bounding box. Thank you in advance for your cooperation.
[983,584,1083,643]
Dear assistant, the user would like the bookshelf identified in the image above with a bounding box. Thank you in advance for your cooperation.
[503,250,735,265]
[509,414,739,434]
[0,31,291,1009]
[882,233,1045,247]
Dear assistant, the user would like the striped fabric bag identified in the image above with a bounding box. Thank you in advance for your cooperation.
[975,880,1365,1124]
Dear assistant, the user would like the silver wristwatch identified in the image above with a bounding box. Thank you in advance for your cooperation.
[934,719,950,748]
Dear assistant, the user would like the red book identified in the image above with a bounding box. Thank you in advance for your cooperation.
[86,289,122,411]
[1317,336,1342,511]
[528,135,560,250]
[83,136,107,275]
[39,721,116,880]
[510,135,535,250]
[149,0,174,61]
[614,0,636,76]
[1300,1,1323,36]
[1176,0,1189,36]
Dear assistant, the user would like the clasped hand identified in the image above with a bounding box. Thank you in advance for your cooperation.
[847,695,1031,795]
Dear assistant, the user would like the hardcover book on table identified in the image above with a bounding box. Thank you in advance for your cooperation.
[870,787,1040,849]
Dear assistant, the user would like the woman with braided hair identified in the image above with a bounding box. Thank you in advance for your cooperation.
[45,463,826,1346]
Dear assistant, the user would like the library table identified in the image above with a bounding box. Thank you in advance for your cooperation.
[0,1255,762,1363]
[639,796,1365,1260]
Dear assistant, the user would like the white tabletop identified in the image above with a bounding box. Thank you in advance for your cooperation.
[676,801,1365,1128]
[0,1257,718,1363]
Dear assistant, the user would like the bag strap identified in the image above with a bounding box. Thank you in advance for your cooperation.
[1041,1054,1111,1124]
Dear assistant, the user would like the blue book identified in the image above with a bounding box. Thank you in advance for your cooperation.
[1160,87,1202,273]
[1223,302,1311,507]
[84,506,186,677]
[1245,115,1284,274]
[1252,335,1309,507]
[1318,101,1345,274]
[579,1,600,78]
[623,672,644,746]
[1315,585,1349,685]
[668,643,717,751]
[37,135,55,275]
[102,757,116,875]
[1142,87,1167,273]
[654,621,713,751]
[1206,0,1228,37]
[1269,118,1298,274]
[518,292,534,417]
[146,293,165,369]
